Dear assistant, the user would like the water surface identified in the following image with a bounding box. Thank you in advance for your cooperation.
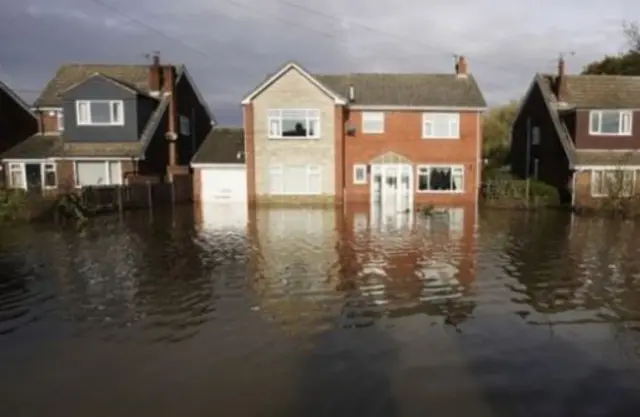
[2,203,640,416]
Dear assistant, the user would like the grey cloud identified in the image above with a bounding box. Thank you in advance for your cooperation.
[1,0,638,124]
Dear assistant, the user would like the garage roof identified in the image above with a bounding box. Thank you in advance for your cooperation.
[191,127,245,164]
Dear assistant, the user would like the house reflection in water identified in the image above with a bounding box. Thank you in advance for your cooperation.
[242,202,478,332]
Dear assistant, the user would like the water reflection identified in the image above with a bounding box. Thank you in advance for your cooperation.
[4,204,640,415]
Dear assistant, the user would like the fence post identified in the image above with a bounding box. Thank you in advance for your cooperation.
[117,186,124,217]
[171,180,176,207]
[146,181,153,213]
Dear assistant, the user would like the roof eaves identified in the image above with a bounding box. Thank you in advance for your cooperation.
[0,79,38,122]
[138,96,170,159]
[175,66,217,126]
[533,73,576,167]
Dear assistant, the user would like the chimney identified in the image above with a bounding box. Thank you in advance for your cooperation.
[348,84,355,102]
[556,56,568,104]
[148,51,163,96]
[455,55,468,77]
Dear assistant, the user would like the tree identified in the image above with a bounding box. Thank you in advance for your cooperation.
[582,21,640,75]
[482,101,518,167]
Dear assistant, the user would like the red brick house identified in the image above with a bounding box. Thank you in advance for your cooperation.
[1,54,215,192]
[0,79,39,187]
[239,57,486,208]
[511,57,640,208]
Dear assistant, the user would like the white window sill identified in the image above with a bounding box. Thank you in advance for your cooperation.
[353,181,367,185]
[416,190,465,194]
[421,136,460,140]
[267,136,320,140]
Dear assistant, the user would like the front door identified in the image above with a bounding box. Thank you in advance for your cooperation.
[371,164,412,210]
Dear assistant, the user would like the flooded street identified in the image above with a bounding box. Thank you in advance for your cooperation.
[2,204,640,416]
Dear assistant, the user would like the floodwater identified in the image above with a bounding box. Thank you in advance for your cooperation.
[2,203,640,417]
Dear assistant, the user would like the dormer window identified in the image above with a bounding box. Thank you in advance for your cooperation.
[589,110,632,136]
[76,100,124,126]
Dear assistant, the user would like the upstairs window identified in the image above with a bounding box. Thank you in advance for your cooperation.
[76,100,124,126]
[589,110,632,135]
[179,115,191,135]
[268,109,320,139]
[361,112,384,133]
[422,113,460,139]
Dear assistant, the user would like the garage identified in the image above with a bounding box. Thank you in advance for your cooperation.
[200,165,246,202]
[191,127,246,203]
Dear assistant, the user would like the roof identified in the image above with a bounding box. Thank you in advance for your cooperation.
[574,150,640,166]
[191,127,245,164]
[540,74,640,109]
[0,135,143,159]
[0,79,38,121]
[34,64,160,107]
[241,61,487,108]
[314,73,486,107]
[33,63,216,127]
[0,135,63,159]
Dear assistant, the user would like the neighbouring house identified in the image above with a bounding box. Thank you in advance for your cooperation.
[511,57,640,208]
[241,57,486,207]
[1,53,215,193]
[0,79,39,187]
[191,127,245,202]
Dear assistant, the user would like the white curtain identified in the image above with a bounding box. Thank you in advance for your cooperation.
[76,162,107,186]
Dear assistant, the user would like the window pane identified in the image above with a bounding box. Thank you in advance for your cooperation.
[111,102,122,123]
[307,117,319,137]
[78,102,89,123]
[269,167,282,194]
[589,112,600,133]
[433,117,451,137]
[90,102,111,124]
[308,172,321,194]
[283,165,307,193]
[9,165,24,188]
[429,167,453,190]
[282,117,308,137]
[452,169,464,191]
[621,112,632,134]
[57,111,64,132]
[418,170,429,190]
[76,162,107,186]
[108,162,120,185]
[423,121,433,137]
[44,164,56,187]
[599,112,621,134]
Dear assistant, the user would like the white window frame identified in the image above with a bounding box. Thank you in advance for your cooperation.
[73,160,123,188]
[416,164,465,193]
[76,100,125,126]
[179,115,190,136]
[56,110,64,132]
[422,113,460,139]
[588,110,633,136]
[6,161,57,190]
[267,109,320,139]
[267,164,323,195]
[590,169,636,197]
[353,164,367,184]
[361,111,385,134]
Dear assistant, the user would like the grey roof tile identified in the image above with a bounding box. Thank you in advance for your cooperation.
[192,127,244,164]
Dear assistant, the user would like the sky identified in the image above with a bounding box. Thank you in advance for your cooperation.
[1,0,638,125]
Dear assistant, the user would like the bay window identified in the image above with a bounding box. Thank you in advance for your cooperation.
[417,165,464,192]
[76,100,124,126]
[268,164,322,195]
[591,169,635,197]
[74,161,122,187]
[6,162,57,190]
[268,109,320,139]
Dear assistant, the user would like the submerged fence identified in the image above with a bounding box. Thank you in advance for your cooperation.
[80,175,192,214]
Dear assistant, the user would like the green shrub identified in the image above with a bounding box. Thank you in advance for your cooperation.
[0,189,56,223]
[482,178,560,208]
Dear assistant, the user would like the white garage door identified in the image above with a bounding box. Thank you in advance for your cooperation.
[200,202,248,231]
[200,166,247,202]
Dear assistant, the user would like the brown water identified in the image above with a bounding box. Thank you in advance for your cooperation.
[2,203,640,417]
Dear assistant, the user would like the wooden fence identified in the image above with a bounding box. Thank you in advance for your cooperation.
[80,174,192,214]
